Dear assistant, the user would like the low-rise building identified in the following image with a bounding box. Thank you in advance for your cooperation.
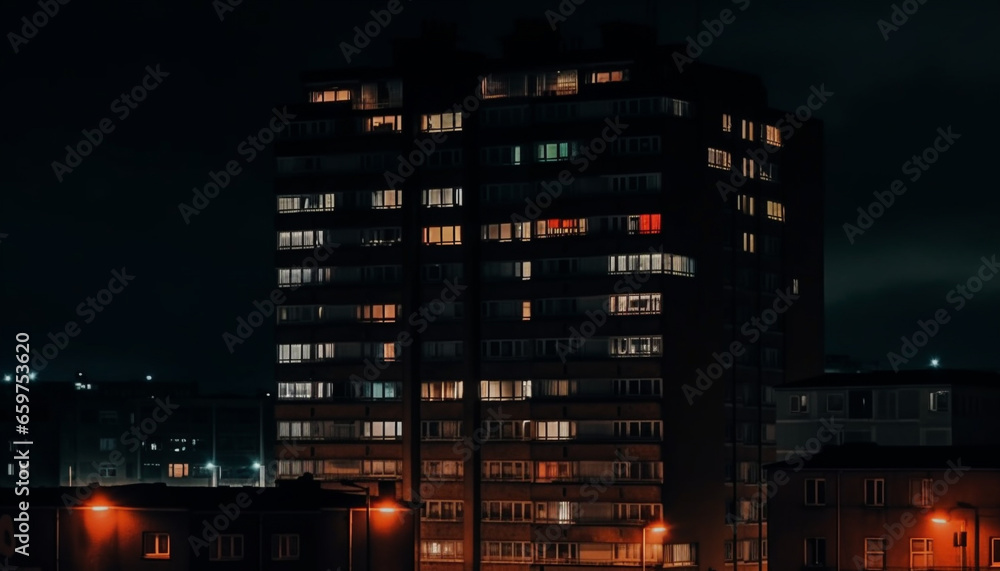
[768,444,1000,571]
[775,370,1000,456]
[0,479,414,570]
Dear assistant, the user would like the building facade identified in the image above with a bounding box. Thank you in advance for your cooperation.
[0,481,413,570]
[0,380,274,488]
[273,21,824,571]
[768,445,1000,571]
[775,370,1000,456]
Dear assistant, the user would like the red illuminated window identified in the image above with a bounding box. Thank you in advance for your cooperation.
[638,214,661,234]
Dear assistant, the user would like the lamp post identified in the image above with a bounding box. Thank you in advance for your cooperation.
[642,523,667,571]
[252,462,265,487]
[206,462,221,487]
[341,480,371,571]
[932,502,978,571]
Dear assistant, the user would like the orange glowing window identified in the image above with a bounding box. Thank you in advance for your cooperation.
[638,214,661,234]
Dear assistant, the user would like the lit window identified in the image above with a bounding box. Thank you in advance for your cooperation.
[357,304,399,323]
[793,278,800,295]
[536,218,587,238]
[421,111,462,132]
[722,114,732,133]
[371,189,401,209]
[168,463,188,478]
[421,540,464,561]
[665,543,698,566]
[737,195,755,216]
[628,214,661,235]
[608,293,661,315]
[929,391,949,412]
[481,222,531,242]
[535,421,575,440]
[536,142,578,162]
[423,226,462,245]
[364,115,402,133]
[790,395,808,413]
[766,200,785,221]
[143,532,170,559]
[521,301,531,321]
[610,336,662,357]
[990,538,1000,567]
[309,89,351,103]
[742,157,757,179]
[742,232,756,253]
[741,119,755,141]
[764,124,782,147]
[273,534,300,560]
[910,539,933,571]
[480,380,532,401]
[422,188,462,207]
[277,193,337,213]
[588,70,627,83]
[708,148,732,170]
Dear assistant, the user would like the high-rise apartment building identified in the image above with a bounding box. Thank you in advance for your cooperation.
[273,21,823,571]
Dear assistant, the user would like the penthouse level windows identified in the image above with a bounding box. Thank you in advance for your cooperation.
[480,70,578,99]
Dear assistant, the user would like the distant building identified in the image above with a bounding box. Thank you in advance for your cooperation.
[775,370,1000,456]
[0,380,274,488]
[0,480,414,570]
[824,355,880,373]
[272,19,825,570]
[767,445,1000,571]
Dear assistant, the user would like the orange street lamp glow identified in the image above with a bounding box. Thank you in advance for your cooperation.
[91,506,109,511]
[377,507,396,513]
[650,525,667,532]
[932,517,948,524]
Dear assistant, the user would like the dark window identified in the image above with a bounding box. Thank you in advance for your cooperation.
[849,390,873,419]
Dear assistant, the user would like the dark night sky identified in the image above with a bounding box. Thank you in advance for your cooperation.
[2,0,997,392]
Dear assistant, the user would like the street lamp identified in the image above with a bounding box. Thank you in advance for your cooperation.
[206,462,221,487]
[932,502,978,571]
[642,522,667,571]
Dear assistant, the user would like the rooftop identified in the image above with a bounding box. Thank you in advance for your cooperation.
[778,369,1000,389]
[767,444,1000,471]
